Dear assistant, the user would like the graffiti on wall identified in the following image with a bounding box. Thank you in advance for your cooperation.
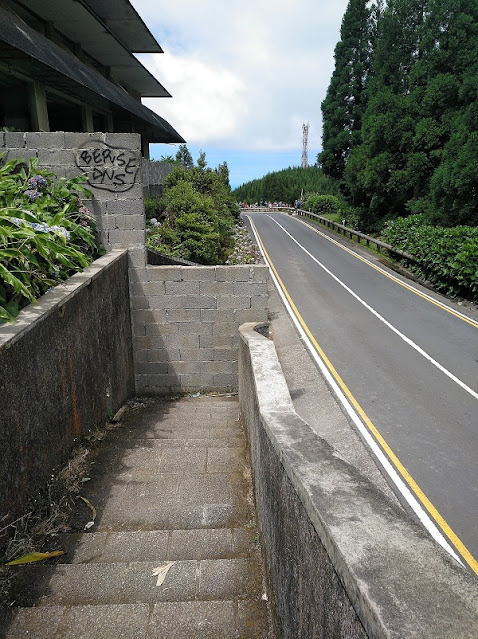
[75,141,139,192]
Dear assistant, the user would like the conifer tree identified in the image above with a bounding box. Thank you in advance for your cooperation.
[422,0,478,226]
[343,0,477,228]
[175,144,194,169]
[318,0,379,181]
[344,0,430,228]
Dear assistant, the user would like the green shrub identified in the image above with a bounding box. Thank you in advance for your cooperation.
[144,196,163,221]
[303,194,343,218]
[146,164,236,265]
[382,214,478,301]
[0,157,102,322]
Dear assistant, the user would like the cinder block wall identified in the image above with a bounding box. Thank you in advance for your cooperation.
[131,264,269,394]
[0,131,147,268]
[141,158,174,198]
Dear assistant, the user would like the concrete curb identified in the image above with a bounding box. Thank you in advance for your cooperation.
[239,322,478,639]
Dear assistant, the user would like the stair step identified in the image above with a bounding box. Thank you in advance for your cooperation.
[58,528,256,563]
[5,600,271,639]
[78,466,251,532]
[11,559,262,607]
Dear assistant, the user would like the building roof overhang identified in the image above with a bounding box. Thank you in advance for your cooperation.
[12,0,167,97]
[0,8,184,144]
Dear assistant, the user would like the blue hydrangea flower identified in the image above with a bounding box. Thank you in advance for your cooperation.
[24,189,41,201]
[31,222,50,233]
[27,176,48,189]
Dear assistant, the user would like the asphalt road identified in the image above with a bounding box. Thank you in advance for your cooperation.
[245,211,478,573]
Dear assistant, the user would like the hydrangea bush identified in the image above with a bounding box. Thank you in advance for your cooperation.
[0,156,102,323]
[225,225,263,265]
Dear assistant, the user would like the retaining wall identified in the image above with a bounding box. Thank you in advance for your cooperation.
[239,322,478,639]
[0,251,134,541]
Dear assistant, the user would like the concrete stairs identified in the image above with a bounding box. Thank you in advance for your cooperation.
[4,397,275,638]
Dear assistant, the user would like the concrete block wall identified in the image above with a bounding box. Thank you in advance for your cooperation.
[131,264,269,394]
[141,159,175,198]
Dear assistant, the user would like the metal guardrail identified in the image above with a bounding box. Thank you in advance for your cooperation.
[244,206,418,265]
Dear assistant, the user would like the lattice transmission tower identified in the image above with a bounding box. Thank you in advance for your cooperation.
[301,122,309,169]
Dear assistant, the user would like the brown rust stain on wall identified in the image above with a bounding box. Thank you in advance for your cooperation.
[68,356,81,437]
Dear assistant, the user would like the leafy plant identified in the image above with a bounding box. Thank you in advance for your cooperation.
[0,156,102,322]
[382,214,478,301]
[225,224,262,265]
[147,158,237,265]
[144,196,164,222]
[303,194,344,218]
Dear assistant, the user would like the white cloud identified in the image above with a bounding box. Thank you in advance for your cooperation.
[131,0,349,151]
[142,53,248,143]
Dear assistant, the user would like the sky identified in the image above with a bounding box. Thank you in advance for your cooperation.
[130,0,349,189]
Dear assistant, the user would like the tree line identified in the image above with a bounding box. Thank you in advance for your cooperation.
[232,166,339,205]
[319,0,477,231]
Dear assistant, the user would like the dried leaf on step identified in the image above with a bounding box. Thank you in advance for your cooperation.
[112,406,127,422]
[79,496,96,521]
[5,551,65,566]
[152,561,175,587]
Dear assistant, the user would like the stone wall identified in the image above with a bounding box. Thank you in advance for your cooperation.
[0,251,134,542]
[239,322,478,639]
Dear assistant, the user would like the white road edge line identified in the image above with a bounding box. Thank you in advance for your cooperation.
[296,215,478,328]
[269,215,478,401]
[246,214,464,566]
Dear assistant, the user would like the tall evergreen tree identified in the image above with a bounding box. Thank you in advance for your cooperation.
[175,144,194,169]
[422,0,478,226]
[216,161,230,188]
[343,0,477,228]
[318,0,379,181]
[344,0,430,228]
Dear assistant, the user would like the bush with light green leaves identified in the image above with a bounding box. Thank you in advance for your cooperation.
[146,160,237,265]
[383,214,478,302]
[0,157,102,323]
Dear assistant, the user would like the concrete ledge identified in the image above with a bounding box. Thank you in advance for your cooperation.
[0,250,127,349]
[239,322,478,639]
